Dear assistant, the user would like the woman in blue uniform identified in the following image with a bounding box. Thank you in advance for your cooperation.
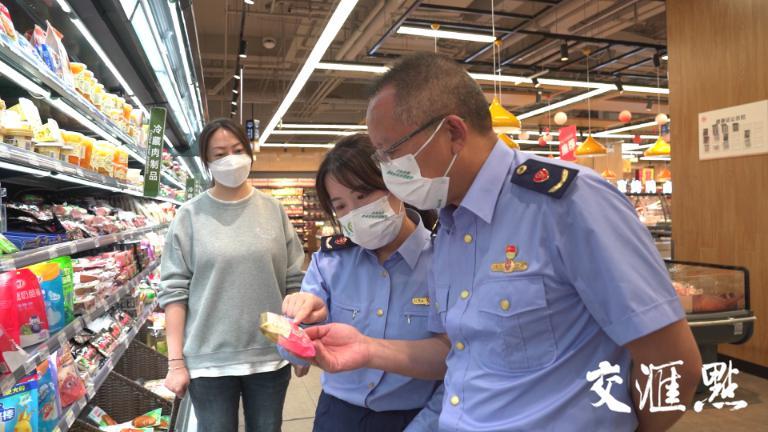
[281,134,444,432]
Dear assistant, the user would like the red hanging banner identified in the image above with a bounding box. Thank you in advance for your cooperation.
[559,125,578,161]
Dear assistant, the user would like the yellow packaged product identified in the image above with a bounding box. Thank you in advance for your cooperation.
[34,142,63,160]
[79,135,95,170]
[113,147,128,180]
[92,140,115,176]
[3,127,34,151]
[92,83,105,109]
[33,119,63,143]
[61,130,85,165]
[78,69,94,101]
[69,62,86,75]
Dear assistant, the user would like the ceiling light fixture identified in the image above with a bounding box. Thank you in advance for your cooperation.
[517,87,611,120]
[316,62,389,74]
[259,0,359,146]
[594,121,660,136]
[396,25,496,43]
[532,77,541,88]
[231,101,238,106]
[661,53,669,61]
[233,73,241,80]
[244,0,255,5]
[56,0,72,13]
[233,89,239,94]
[271,130,356,136]
[239,40,247,58]
[560,42,569,62]
[575,49,607,157]
[487,2,521,139]
[280,123,367,130]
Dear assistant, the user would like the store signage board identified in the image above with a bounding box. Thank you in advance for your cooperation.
[558,125,577,161]
[699,99,768,160]
[143,107,167,197]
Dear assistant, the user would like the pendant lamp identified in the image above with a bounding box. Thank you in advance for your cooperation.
[576,134,607,157]
[498,132,519,149]
[656,167,672,182]
[575,48,606,157]
[600,169,617,181]
[644,135,671,157]
[489,97,521,134]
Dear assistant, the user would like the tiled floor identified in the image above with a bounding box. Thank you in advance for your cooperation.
[268,368,768,432]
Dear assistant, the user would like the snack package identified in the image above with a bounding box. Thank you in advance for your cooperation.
[142,379,175,402]
[27,24,55,73]
[0,324,27,377]
[88,405,118,427]
[0,2,17,41]
[51,256,75,324]
[0,376,39,432]
[259,312,316,358]
[9,98,43,128]
[37,356,62,432]
[1,269,50,347]
[55,344,87,407]
[0,233,20,254]
[27,261,66,333]
[98,407,162,431]
[45,21,74,86]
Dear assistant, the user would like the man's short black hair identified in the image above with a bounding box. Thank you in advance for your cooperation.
[371,52,492,134]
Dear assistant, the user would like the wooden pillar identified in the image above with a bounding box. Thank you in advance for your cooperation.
[668,0,768,367]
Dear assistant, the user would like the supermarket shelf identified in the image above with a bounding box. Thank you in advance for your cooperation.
[0,259,160,394]
[0,143,183,203]
[0,223,169,271]
[0,35,144,162]
[52,298,159,432]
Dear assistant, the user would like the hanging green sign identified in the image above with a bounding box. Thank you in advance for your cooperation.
[186,177,195,200]
[143,107,167,197]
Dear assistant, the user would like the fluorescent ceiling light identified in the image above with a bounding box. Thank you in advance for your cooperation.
[515,139,559,145]
[168,0,202,132]
[0,59,50,98]
[640,156,671,161]
[600,134,658,139]
[280,123,367,130]
[233,74,241,80]
[316,62,389,74]
[661,54,669,61]
[397,26,496,43]
[623,143,655,151]
[231,101,238,106]
[233,89,239,94]
[244,0,255,4]
[262,143,335,148]
[0,161,51,176]
[469,72,529,85]
[538,78,612,90]
[524,150,561,155]
[518,87,612,120]
[259,0,359,146]
[523,130,560,137]
[56,0,72,14]
[271,130,355,136]
[51,173,122,192]
[594,121,662,136]
[623,85,669,95]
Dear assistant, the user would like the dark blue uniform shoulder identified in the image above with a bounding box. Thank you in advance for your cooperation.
[510,159,579,199]
[319,235,357,252]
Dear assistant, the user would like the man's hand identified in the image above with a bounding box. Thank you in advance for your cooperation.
[283,292,328,325]
[304,324,371,372]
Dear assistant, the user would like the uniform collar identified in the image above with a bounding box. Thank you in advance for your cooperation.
[366,209,430,269]
[457,139,516,224]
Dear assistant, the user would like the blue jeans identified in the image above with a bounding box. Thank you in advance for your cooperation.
[188,366,290,432]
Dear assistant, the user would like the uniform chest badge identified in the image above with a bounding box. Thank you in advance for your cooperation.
[412,297,430,305]
[490,245,529,273]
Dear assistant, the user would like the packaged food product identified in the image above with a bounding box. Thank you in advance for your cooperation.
[0,2,17,40]
[37,356,62,432]
[9,98,42,128]
[0,233,20,254]
[50,257,75,324]
[28,24,55,72]
[142,379,175,402]
[73,343,102,376]
[44,21,73,86]
[69,62,86,75]
[27,261,66,333]
[0,269,49,347]
[92,83,105,109]
[259,312,316,358]
[92,140,116,176]
[55,343,87,407]
[3,127,34,151]
[88,405,118,427]
[34,142,63,161]
[0,377,39,432]
[0,323,26,377]
[78,69,94,102]
[113,147,128,180]
[34,118,63,143]
[80,135,95,169]
[61,130,84,165]
[131,408,162,427]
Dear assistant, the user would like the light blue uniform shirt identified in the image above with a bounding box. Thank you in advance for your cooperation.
[429,141,684,431]
[283,211,441,417]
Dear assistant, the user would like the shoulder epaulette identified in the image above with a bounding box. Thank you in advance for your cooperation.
[320,235,356,252]
[510,160,578,199]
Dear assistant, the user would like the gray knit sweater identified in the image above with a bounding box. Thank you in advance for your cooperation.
[158,188,305,370]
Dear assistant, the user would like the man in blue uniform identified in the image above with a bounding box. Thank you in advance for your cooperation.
[304,53,702,431]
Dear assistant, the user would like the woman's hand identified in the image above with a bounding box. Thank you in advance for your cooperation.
[293,364,311,377]
[164,366,191,399]
[283,292,328,325]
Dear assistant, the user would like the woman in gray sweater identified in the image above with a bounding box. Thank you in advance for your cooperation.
[159,118,305,432]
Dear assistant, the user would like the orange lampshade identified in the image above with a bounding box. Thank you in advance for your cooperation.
[656,167,672,182]
[644,136,671,157]
[489,97,521,134]
[498,133,519,149]
[575,134,607,157]
[601,169,617,180]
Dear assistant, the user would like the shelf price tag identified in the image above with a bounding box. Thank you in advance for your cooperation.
[143,107,167,197]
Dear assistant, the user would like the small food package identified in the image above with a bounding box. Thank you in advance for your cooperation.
[51,256,76,324]
[36,355,62,432]
[88,405,118,427]
[1,269,50,347]
[0,374,39,432]
[27,24,55,72]
[99,408,162,431]
[259,312,316,358]
[0,233,19,255]
[45,21,74,86]
[0,2,17,41]
[9,97,43,128]
[55,343,87,408]
[27,261,66,333]
[33,118,64,144]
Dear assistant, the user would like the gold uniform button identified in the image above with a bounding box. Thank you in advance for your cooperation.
[455,341,465,351]
[463,234,473,244]
[460,290,470,300]
[368,382,375,389]
[376,308,384,317]
[500,299,511,311]
[450,395,460,406]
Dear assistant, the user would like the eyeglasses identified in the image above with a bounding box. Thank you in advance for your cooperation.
[371,115,446,164]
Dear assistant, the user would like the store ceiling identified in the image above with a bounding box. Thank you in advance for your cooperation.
[194,0,669,147]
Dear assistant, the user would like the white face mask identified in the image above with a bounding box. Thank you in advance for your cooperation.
[337,195,404,250]
[208,154,252,188]
[379,119,458,210]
